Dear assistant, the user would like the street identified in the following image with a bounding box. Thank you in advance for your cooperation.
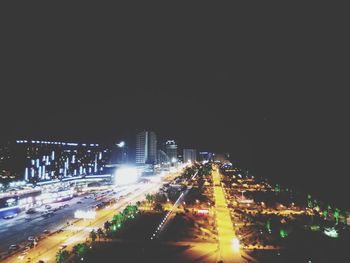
[1,174,177,263]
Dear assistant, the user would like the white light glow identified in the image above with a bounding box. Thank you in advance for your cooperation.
[324,227,339,238]
[114,167,139,185]
[231,238,240,251]
[117,141,125,147]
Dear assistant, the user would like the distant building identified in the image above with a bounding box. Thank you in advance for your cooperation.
[136,131,157,164]
[114,141,128,164]
[213,152,230,163]
[198,151,213,162]
[183,149,197,163]
[158,149,170,165]
[165,140,178,164]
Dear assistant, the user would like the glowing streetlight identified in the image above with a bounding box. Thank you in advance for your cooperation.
[231,237,240,252]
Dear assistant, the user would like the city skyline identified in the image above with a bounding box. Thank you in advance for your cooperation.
[0,7,349,262]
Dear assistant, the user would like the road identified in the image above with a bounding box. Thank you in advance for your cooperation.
[212,166,247,263]
[2,171,180,263]
[0,185,132,258]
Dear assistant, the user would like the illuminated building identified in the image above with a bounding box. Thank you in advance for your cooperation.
[183,149,197,163]
[165,140,178,164]
[213,152,230,163]
[198,151,213,162]
[136,131,157,164]
[114,141,128,164]
[0,140,111,183]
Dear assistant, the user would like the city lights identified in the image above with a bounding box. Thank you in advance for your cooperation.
[231,237,240,252]
[324,227,339,238]
[117,141,125,147]
[114,166,139,185]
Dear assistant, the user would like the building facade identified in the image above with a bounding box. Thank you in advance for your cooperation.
[183,149,197,163]
[165,140,178,163]
[0,140,110,184]
[198,151,213,162]
[114,141,128,164]
[136,131,157,164]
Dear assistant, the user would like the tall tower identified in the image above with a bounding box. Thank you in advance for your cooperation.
[115,141,128,164]
[136,131,157,164]
[183,149,197,163]
[165,140,178,164]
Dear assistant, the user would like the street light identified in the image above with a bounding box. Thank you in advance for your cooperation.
[231,237,240,252]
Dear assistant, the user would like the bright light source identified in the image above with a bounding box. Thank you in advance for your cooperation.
[116,141,125,148]
[324,227,339,238]
[114,167,139,185]
[231,238,240,251]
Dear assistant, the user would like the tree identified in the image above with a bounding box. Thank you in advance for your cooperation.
[112,213,124,225]
[146,194,154,204]
[56,250,69,263]
[97,228,104,240]
[123,205,138,216]
[334,208,340,224]
[73,243,90,260]
[154,203,163,212]
[89,229,97,242]
[104,220,111,232]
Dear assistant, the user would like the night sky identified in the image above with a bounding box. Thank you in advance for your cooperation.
[1,9,349,207]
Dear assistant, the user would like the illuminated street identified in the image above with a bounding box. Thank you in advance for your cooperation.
[212,166,246,262]
[1,171,181,263]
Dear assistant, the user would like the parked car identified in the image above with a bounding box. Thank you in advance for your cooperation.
[26,208,37,214]
[28,236,36,241]
[9,244,19,251]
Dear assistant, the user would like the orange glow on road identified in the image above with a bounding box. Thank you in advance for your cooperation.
[212,166,244,262]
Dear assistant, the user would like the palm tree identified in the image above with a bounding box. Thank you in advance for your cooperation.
[97,228,104,240]
[104,220,111,231]
[154,203,163,212]
[72,243,90,260]
[56,250,69,263]
[89,229,97,242]
[146,194,154,204]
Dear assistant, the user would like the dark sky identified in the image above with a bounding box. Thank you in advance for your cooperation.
[1,8,349,207]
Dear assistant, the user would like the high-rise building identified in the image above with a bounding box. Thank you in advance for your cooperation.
[198,151,213,162]
[183,149,197,163]
[136,131,157,164]
[165,140,178,164]
[115,141,128,164]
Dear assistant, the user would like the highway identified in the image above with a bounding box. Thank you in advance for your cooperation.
[0,195,94,257]
[0,185,134,259]
[1,171,180,263]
